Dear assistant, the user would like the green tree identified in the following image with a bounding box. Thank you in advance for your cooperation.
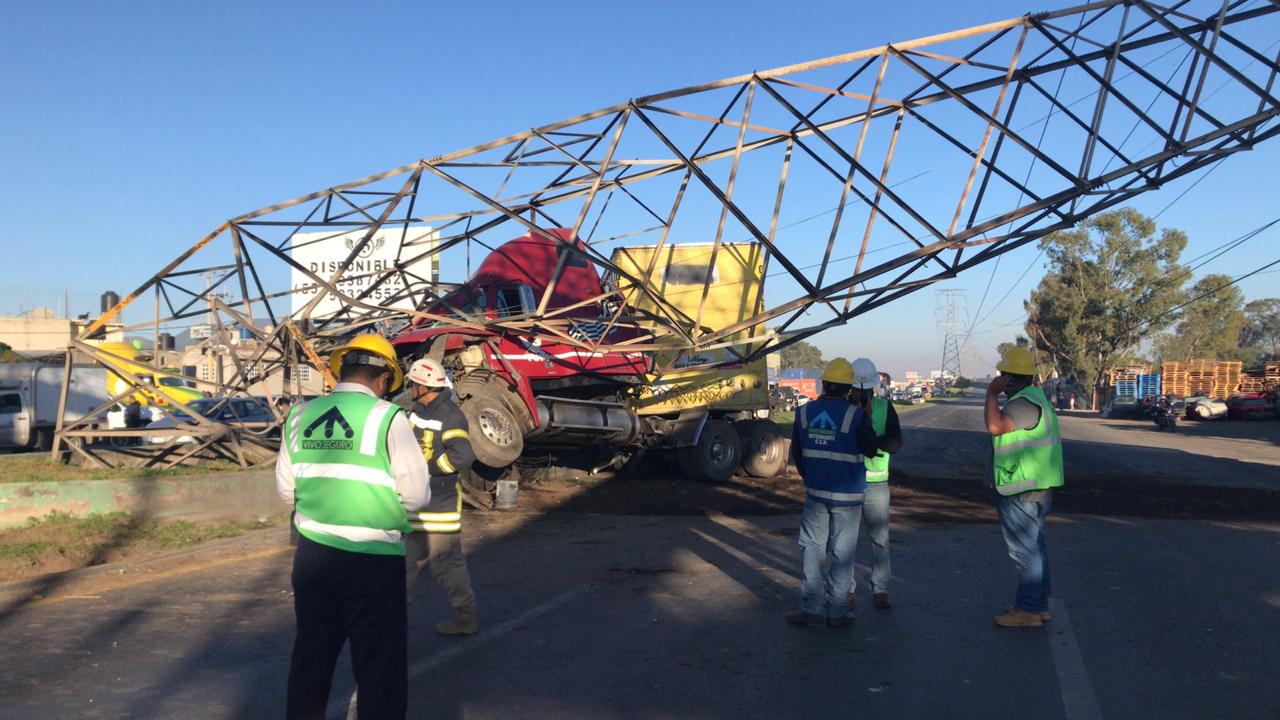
[1156,274,1245,361]
[995,335,1031,362]
[777,340,825,374]
[1239,298,1280,363]
[1024,208,1187,393]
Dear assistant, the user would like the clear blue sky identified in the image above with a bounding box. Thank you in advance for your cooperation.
[3,0,1277,378]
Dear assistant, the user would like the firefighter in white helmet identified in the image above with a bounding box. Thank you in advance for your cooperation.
[403,357,480,635]
[848,358,902,610]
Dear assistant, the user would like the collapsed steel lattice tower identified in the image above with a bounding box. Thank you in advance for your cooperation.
[55,0,1280,467]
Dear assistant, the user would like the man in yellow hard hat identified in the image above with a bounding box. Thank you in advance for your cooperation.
[276,333,431,719]
[787,357,879,629]
[984,345,1063,629]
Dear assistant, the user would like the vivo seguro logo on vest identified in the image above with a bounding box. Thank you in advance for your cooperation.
[807,410,838,445]
[303,407,355,450]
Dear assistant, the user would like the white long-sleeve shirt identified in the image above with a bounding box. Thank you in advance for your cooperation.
[275,382,431,513]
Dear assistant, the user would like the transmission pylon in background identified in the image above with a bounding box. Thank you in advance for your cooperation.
[936,289,967,380]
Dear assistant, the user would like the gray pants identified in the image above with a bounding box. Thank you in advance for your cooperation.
[854,481,891,595]
[405,532,476,609]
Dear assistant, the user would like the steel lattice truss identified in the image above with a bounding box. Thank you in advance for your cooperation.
[56,0,1280,467]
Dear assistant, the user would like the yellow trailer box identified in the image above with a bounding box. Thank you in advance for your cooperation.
[609,242,768,416]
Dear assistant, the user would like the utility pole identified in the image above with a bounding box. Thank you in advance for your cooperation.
[935,289,967,381]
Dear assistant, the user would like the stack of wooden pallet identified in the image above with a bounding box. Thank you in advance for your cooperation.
[1239,371,1268,393]
[1162,361,1189,397]
[1214,361,1243,399]
[1266,362,1280,391]
[1187,359,1218,398]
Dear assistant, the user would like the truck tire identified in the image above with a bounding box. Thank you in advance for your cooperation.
[736,419,786,478]
[677,419,741,482]
[458,382,524,468]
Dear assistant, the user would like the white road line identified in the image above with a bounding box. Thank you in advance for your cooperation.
[330,582,601,720]
[1047,598,1104,720]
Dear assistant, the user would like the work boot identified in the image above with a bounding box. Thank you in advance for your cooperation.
[1039,610,1052,622]
[436,605,479,635]
[993,608,1043,628]
[873,592,891,610]
[786,610,825,626]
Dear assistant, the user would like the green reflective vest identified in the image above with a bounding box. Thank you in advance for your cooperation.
[992,385,1064,496]
[864,397,890,483]
[285,391,408,556]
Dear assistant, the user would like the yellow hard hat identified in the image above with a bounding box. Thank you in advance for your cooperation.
[822,357,855,384]
[330,334,404,393]
[996,346,1036,376]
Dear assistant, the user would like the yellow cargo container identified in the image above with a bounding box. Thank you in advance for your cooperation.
[609,242,768,416]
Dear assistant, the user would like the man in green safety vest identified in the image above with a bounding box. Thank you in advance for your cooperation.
[984,345,1064,629]
[276,333,430,719]
[849,358,901,610]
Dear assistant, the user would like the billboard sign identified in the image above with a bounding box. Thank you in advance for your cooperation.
[290,227,438,319]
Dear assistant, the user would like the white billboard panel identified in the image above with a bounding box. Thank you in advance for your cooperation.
[290,227,438,319]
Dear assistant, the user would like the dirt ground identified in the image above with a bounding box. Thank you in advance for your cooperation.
[511,455,1280,524]
[0,515,278,583]
[7,448,1279,586]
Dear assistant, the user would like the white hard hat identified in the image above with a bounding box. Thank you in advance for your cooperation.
[851,358,879,390]
[406,357,449,388]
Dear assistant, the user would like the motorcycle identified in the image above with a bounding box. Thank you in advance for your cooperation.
[1152,397,1179,432]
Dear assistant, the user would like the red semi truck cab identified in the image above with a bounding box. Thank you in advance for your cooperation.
[392,229,650,467]
[391,228,784,483]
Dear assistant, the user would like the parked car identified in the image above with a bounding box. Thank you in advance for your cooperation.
[769,386,798,412]
[1227,393,1277,420]
[149,396,280,443]
[1184,396,1228,420]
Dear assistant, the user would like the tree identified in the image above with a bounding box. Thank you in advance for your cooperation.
[995,335,1031,362]
[1156,274,1245,361]
[1239,298,1280,364]
[777,340,825,374]
[1024,208,1187,394]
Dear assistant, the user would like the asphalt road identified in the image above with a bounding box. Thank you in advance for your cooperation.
[1,398,1277,719]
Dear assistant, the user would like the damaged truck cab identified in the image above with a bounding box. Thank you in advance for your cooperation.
[391,228,785,482]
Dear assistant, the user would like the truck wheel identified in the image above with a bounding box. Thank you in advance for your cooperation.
[736,419,786,478]
[458,383,524,468]
[677,419,741,482]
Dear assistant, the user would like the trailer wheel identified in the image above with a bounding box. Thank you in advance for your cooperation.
[458,382,524,468]
[736,419,786,478]
[677,419,741,482]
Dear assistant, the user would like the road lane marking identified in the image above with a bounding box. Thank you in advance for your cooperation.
[332,581,602,720]
[1047,598,1103,720]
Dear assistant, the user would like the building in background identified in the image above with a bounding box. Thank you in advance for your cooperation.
[0,307,125,358]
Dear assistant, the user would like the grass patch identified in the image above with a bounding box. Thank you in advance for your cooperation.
[0,455,258,484]
[770,410,795,432]
[0,510,278,574]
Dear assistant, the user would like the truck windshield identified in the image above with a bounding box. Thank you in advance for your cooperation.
[158,377,196,388]
[0,394,20,414]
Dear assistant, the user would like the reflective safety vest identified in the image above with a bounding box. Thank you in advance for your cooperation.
[864,397,890,483]
[285,391,409,555]
[992,385,1064,496]
[797,397,867,506]
[406,408,471,534]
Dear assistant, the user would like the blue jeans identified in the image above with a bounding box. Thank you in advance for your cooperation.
[995,491,1053,613]
[798,497,863,615]
[855,481,891,596]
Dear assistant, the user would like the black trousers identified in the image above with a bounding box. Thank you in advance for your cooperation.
[286,534,408,720]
